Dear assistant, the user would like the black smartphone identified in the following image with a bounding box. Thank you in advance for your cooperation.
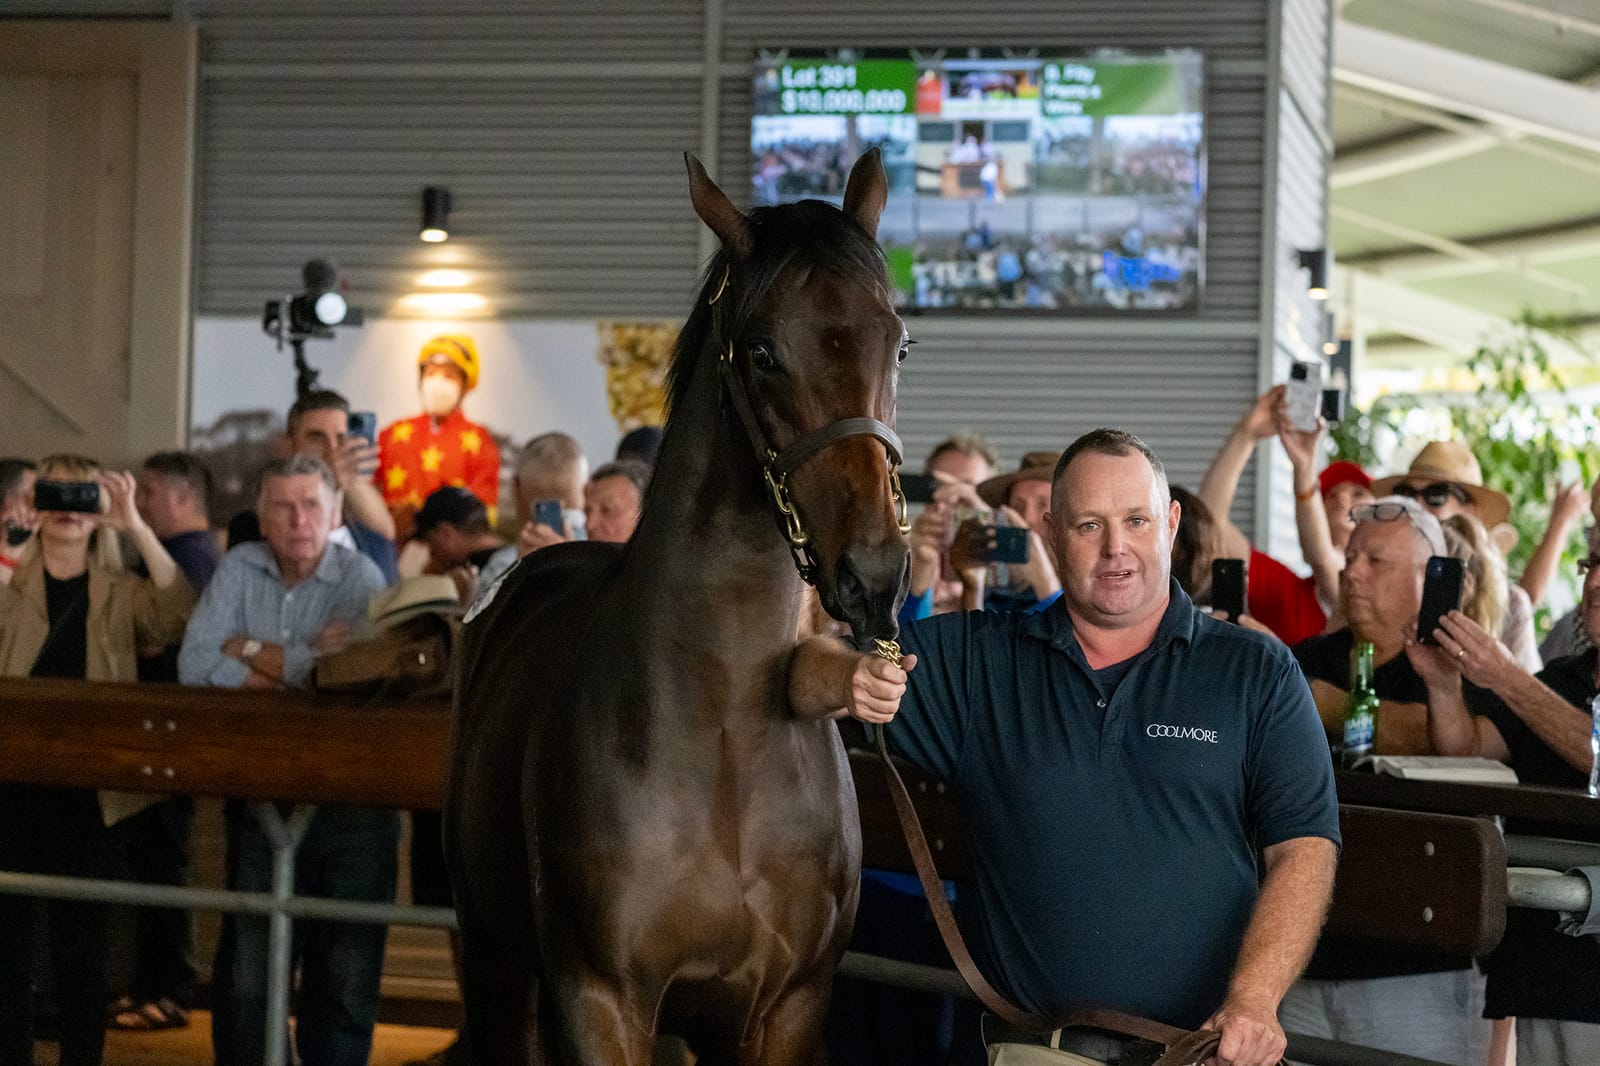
[898,472,937,505]
[33,479,100,514]
[1211,558,1247,621]
[533,499,565,535]
[347,410,378,444]
[1320,387,1346,425]
[1417,555,1465,645]
[975,525,1030,564]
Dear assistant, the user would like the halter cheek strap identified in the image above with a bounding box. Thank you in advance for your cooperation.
[709,267,911,585]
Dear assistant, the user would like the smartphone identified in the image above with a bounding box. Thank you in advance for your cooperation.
[533,499,565,535]
[1320,386,1346,425]
[33,479,100,514]
[1211,558,1247,621]
[898,472,937,505]
[1285,361,1324,433]
[1417,555,1465,645]
[347,410,378,444]
[975,525,1030,565]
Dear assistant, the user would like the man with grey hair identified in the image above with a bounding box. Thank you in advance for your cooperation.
[178,454,392,1066]
[1282,494,1489,1065]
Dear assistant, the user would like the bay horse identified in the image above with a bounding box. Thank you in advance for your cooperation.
[445,149,912,1065]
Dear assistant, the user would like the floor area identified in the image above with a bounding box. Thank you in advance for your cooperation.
[34,1013,455,1066]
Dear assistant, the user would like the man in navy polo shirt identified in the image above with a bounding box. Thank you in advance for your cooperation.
[791,428,1340,1066]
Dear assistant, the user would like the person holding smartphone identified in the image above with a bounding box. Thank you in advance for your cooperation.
[0,453,196,1066]
[0,458,37,585]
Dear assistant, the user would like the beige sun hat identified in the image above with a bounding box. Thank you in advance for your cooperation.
[1370,440,1511,528]
[976,450,1061,509]
[367,575,464,632]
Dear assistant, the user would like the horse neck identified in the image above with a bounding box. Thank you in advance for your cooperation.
[623,344,805,660]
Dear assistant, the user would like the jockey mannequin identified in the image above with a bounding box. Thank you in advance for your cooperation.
[376,335,500,543]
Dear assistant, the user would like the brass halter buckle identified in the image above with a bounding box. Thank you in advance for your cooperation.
[763,464,810,549]
[872,638,904,667]
[888,466,911,535]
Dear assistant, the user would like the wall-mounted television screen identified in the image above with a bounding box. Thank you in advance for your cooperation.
[752,50,1205,312]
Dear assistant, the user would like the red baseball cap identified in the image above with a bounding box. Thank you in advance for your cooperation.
[1318,461,1372,496]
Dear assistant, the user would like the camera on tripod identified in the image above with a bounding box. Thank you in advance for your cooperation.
[263,259,366,397]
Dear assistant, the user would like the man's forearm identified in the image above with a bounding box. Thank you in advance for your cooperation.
[1495,668,1594,773]
[1198,428,1255,559]
[788,636,855,719]
[1225,837,1337,1009]
[1423,679,1483,757]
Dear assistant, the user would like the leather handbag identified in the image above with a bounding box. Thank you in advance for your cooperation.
[312,612,458,699]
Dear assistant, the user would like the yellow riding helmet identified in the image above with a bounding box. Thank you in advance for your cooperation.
[418,334,480,392]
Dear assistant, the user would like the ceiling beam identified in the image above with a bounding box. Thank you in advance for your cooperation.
[1341,218,1600,282]
[1333,20,1600,156]
[1336,267,1573,356]
[1332,205,1590,296]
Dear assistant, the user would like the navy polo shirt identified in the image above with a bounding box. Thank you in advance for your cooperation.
[889,580,1339,1029]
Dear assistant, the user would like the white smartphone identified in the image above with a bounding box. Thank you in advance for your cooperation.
[1285,361,1324,433]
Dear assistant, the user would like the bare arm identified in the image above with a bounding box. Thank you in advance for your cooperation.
[1519,481,1585,607]
[1408,642,1512,760]
[332,439,398,541]
[1205,836,1338,1066]
[1307,678,1433,754]
[1275,407,1343,610]
[788,636,915,722]
[1198,387,1284,561]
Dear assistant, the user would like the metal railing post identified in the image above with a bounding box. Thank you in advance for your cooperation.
[252,802,315,1066]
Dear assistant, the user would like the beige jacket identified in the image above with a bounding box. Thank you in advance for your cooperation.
[0,553,197,823]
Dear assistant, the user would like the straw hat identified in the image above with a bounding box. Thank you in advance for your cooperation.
[367,575,464,632]
[977,450,1060,509]
[1370,440,1511,528]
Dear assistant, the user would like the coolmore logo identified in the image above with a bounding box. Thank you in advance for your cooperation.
[1146,723,1219,744]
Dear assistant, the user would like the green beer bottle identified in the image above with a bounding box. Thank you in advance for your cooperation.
[1340,641,1379,766]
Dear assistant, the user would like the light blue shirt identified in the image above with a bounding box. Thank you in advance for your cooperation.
[178,540,385,689]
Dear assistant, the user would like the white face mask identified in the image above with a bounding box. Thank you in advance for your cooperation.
[420,376,462,417]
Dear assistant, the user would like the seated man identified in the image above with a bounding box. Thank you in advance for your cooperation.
[1413,547,1600,1066]
[475,431,589,596]
[414,486,506,598]
[1283,496,1489,1065]
[583,460,648,544]
[178,455,392,1066]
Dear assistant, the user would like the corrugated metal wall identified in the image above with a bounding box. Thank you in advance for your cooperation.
[9,0,1327,538]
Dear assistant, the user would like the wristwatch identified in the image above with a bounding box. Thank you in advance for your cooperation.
[240,639,263,665]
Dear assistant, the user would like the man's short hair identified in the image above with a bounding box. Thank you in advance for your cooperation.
[286,389,350,435]
[256,453,337,502]
[589,459,650,499]
[415,485,490,537]
[1053,428,1169,506]
[926,432,999,472]
[0,458,36,504]
[516,432,585,483]
[142,451,213,511]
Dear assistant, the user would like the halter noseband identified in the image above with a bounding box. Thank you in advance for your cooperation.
[708,265,912,585]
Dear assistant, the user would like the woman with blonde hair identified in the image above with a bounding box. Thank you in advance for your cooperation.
[1442,512,1510,642]
[0,453,196,1066]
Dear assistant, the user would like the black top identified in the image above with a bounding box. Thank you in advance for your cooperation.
[892,582,1340,1029]
[1477,650,1600,1022]
[1293,628,1491,980]
[468,545,501,571]
[138,530,222,683]
[31,571,89,680]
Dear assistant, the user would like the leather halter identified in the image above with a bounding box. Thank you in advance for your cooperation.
[708,265,911,585]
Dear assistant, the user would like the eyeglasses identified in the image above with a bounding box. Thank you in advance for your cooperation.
[1578,555,1600,576]
[1391,481,1471,509]
[1350,501,1444,554]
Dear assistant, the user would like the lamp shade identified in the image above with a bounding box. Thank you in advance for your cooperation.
[421,186,451,242]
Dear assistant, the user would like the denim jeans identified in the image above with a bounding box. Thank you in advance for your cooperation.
[211,804,400,1066]
[118,795,199,1005]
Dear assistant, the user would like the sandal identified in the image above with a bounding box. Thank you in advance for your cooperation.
[108,995,189,1031]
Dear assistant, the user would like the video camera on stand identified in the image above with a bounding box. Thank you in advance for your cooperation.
[263,259,366,399]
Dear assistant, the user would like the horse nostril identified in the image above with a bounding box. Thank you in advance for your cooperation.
[835,557,868,610]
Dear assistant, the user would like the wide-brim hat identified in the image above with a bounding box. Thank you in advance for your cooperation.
[367,575,464,632]
[1370,440,1511,528]
[977,450,1061,509]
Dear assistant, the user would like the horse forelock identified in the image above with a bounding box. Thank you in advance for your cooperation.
[664,199,889,417]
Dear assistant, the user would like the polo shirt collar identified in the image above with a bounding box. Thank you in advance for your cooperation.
[245,540,345,587]
[1022,577,1199,659]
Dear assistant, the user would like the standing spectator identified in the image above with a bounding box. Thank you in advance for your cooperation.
[104,451,224,1032]
[583,460,649,544]
[376,335,500,539]
[615,425,663,469]
[1373,440,1540,672]
[179,455,391,1066]
[1520,478,1589,610]
[1274,400,1374,617]
[904,433,1000,620]
[1536,479,1600,663]
[0,458,37,585]
[0,454,195,1066]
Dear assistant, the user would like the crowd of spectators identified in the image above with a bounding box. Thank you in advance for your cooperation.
[2,365,1599,1066]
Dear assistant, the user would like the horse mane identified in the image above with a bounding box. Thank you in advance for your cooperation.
[663,199,890,417]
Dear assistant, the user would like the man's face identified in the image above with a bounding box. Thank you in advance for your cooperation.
[1323,481,1374,551]
[423,523,468,570]
[136,472,190,540]
[1045,451,1178,631]
[288,408,347,466]
[259,473,334,572]
[584,475,642,544]
[1341,519,1426,640]
[1006,478,1052,540]
[927,449,991,486]
[514,463,588,522]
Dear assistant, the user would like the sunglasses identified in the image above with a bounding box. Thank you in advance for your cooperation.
[1391,481,1471,509]
[1349,501,1444,553]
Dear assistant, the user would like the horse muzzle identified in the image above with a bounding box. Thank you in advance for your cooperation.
[824,542,910,646]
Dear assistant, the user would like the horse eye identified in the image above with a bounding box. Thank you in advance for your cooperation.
[897,344,911,366]
[749,342,777,372]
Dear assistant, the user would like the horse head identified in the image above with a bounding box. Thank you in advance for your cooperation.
[685,149,911,646]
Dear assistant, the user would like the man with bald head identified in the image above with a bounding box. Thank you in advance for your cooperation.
[791,428,1338,1066]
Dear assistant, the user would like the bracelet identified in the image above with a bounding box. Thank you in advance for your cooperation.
[1294,484,1318,501]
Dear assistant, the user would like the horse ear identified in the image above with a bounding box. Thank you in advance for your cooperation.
[685,153,753,259]
[842,147,887,240]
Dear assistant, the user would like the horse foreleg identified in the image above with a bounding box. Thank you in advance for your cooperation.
[455,902,544,1065]
[552,975,659,1066]
[737,977,832,1066]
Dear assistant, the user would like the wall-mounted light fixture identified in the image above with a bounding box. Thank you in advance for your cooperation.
[1296,247,1329,300]
[421,186,451,243]
[1321,309,1339,356]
